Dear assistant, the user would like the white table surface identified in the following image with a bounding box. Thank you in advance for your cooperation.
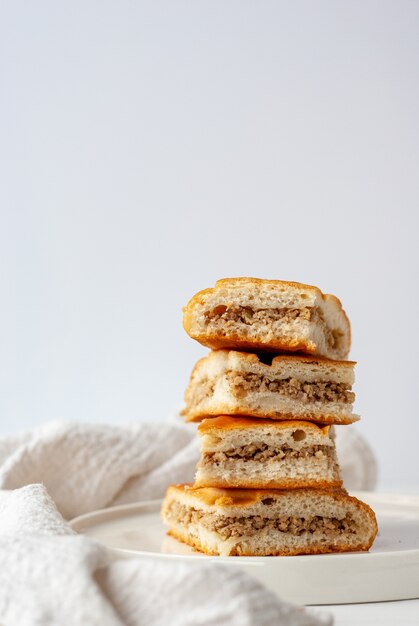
[320,599,419,625]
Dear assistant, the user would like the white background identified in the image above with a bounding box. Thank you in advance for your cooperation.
[1,1,418,491]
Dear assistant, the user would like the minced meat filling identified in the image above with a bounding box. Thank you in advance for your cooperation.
[166,502,356,540]
[202,444,332,464]
[189,377,215,405]
[226,372,354,404]
[204,305,343,350]
[205,305,313,325]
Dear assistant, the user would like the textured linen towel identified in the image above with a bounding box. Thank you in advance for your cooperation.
[0,419,376,625]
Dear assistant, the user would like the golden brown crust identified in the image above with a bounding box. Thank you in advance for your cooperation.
[214,277,323,291]
[185,405,359,425]
[182,277,350,357]
[164,483,378,556]
[198,415,332,434]
[193,476,342,489]
[183,333,318,354]
[165,483,257,507]
[200,349,356,368]
[166,483,351,507]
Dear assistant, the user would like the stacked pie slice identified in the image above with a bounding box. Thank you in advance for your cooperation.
[162,278,378,556]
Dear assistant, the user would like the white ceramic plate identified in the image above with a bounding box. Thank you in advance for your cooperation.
[70,491,419,605]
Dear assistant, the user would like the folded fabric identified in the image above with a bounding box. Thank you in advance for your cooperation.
[0,418,377,625]
[0,421,198,518]
[0,483,332,626]
[334,425,378,491]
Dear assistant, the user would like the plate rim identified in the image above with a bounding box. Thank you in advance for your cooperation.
[70,490,419,561]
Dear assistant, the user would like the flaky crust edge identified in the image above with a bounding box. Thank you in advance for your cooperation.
[197,416,333,433]
[193,476,343,489]
[183,332,320,355]
[164,483,370,512]
[183,405,359,425]
[198,349,356,368]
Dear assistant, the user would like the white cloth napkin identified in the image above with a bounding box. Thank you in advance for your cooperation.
[0,419,376,625]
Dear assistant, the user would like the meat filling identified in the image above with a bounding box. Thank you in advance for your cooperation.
[204,305,343,350]
[166,502,356,540]
[202,443,333,464]
[205,305,313,324]
[188,377,215,406]
[226,372,354,404]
